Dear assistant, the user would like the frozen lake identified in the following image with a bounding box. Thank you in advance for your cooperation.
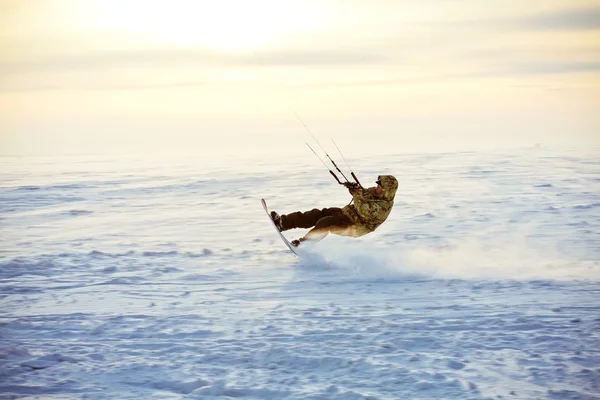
[1,147,599,399]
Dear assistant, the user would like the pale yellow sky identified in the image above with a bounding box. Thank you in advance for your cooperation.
[1,0,599,155]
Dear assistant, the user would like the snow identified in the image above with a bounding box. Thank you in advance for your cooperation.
[1,147,600,399]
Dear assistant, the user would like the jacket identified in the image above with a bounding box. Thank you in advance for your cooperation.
[341,175,398,237]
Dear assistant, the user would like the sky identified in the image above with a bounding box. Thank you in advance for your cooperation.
[0,0,599,156]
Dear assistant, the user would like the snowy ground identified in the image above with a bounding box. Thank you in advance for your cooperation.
[1,147,599,399]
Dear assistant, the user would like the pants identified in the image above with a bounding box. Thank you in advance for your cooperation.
[281,208,354,242]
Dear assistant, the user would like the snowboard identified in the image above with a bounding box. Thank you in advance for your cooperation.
[261,198,298,256]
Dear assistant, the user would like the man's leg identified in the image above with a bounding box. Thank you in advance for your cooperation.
[281,208,343,231]
[302,213,354,242]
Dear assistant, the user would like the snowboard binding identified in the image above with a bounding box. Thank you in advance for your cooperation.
[270,211,283,231]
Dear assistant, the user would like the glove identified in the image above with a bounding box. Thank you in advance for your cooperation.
[343,182,360,189]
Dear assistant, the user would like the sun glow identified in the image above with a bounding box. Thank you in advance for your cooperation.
[87,0,324,51]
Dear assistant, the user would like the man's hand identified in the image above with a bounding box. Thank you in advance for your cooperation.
[343,182,361,194]
[343,182,361,189]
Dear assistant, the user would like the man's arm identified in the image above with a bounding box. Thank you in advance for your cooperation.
[344,182,363,195]
[350,186,378,202]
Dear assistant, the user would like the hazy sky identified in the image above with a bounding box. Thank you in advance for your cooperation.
[1,0,599,156]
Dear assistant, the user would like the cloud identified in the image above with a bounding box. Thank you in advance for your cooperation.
[3,3,599,95]
[464,45,600,60]
[515,6,600,30]
[0,47,387,92]
[446,5,600,32]
[0,48,384,75]
[0,80,210,93]
[508,61,600,75]
[276,72,479,89]
[460,44,600,78]
[244,50,384,66]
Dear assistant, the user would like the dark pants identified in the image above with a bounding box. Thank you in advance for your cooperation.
[281,208,353,242]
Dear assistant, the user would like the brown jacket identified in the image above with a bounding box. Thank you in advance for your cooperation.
[341,175,398,237]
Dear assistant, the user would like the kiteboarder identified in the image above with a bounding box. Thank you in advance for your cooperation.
[270,175,398,246]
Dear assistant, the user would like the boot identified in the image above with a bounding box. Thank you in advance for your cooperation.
[270,211,283,231]
[291,237,306,247]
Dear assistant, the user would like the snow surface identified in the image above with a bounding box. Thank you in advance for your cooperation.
[1,147,600,400]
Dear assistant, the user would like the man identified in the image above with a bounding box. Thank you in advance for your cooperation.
[271,175,398,247]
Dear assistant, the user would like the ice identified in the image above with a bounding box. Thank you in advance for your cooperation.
[1,147,599,399]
